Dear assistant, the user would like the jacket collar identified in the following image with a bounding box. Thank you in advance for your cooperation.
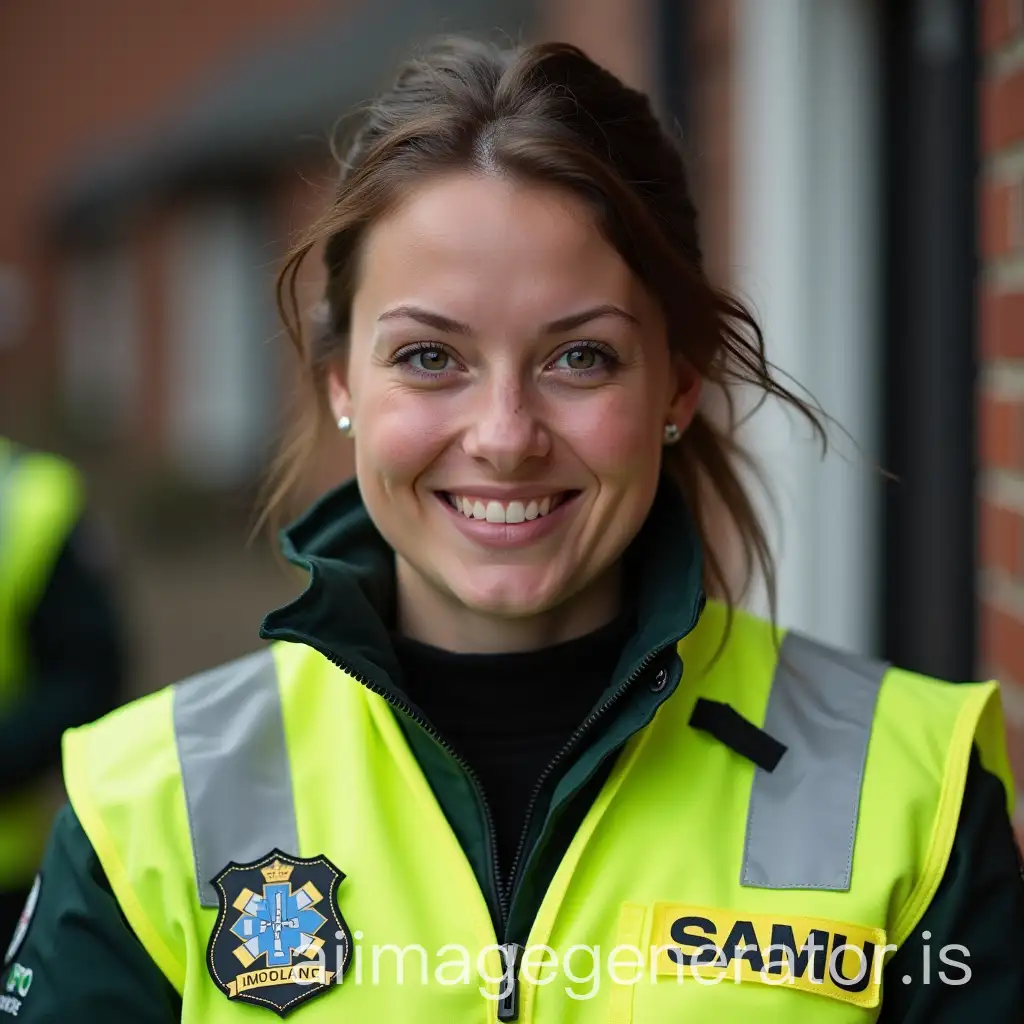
[260,474,706,697]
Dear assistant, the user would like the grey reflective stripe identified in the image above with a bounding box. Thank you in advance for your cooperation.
[741,630,887,891]
[172,647,298,908]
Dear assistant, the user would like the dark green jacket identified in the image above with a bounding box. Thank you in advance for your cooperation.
[4,478,1023,1021]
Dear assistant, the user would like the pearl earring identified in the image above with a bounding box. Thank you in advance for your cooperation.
[663,423,681,445]
[337,415,353,436]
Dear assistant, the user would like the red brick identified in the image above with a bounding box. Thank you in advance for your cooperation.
[1007,719,1024,835]
[981,290,1024,358]
[694,0,733,49]
[981,500,1024,573]
[982,0,1021,53]
[136,210,171,456]
[1007,718,1024,792]
[981,602,1024,685]
[982,69,1024,153]
[980,395,1023,468]
[982,180,1018,257]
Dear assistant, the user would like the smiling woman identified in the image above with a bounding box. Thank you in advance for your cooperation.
[17,35,1024,1024]
[268,45,823,648]
[321,172,703,651]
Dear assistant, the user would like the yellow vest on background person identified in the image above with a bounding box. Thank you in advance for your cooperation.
[0,438,84,890]
[62,600,1012,1022]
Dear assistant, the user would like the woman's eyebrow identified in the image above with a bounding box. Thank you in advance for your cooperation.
[542,305,640,333]
[377,303,639,336]
[377,306,473,335]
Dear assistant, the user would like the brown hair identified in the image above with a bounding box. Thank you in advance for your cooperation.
[266,37,827,622]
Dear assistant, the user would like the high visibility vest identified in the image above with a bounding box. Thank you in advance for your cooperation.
[0,439,84,889]
[63,600,1012,1022]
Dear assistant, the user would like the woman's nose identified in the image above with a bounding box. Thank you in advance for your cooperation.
[460,381,551,472]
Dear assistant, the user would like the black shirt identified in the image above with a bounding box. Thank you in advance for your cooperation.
[393,614,635,884]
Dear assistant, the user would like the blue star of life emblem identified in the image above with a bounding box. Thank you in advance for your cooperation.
[230,867,327,967]
[207,849,351,1017]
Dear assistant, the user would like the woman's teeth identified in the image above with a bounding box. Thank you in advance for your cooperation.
[450,495,558,523]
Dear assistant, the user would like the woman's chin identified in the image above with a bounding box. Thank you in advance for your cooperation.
[453,571,564,621]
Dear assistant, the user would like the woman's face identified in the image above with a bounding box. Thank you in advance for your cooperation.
[331,172,699,650]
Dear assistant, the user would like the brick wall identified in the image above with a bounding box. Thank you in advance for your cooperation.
[0,0,339,438]
[690,0,733,285]
[979,0,1024,840]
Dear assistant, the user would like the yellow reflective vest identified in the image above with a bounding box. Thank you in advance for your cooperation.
[0,438,84,889]
[62,600,1012,1022]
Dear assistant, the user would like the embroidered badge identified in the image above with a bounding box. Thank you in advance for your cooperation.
[207,850,351,1017]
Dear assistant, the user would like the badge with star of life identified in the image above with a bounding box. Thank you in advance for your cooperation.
[206,849,351,1016]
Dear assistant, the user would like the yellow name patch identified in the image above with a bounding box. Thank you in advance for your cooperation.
[226,964,334,997]
[650,903,887,1008]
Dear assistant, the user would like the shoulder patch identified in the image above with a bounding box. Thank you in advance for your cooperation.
[207,850,351,1017]
[3,874,41,966]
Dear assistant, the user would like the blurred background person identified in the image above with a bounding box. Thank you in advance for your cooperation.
[0,437,125,941]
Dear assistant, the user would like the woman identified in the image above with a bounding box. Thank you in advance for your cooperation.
[4,38,1022,1023]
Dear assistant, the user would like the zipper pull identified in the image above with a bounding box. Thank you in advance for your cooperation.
[497,942,524,1021]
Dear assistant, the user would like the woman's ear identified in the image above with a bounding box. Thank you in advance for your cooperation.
[667,356,703,433]
[326,362,353,427]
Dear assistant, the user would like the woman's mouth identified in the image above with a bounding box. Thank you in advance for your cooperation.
[438,491,580,524]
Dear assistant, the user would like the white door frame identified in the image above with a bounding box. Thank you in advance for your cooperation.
[733,0,882,654]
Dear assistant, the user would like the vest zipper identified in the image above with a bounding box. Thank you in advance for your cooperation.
[496,645,677,1021]
[300,643,509,929]
[504,645,667,912]
[497,942,524,1021]
[294,634,684,1024]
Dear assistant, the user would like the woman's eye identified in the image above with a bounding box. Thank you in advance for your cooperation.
[554,345,612,372]
[402,347,451,372]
